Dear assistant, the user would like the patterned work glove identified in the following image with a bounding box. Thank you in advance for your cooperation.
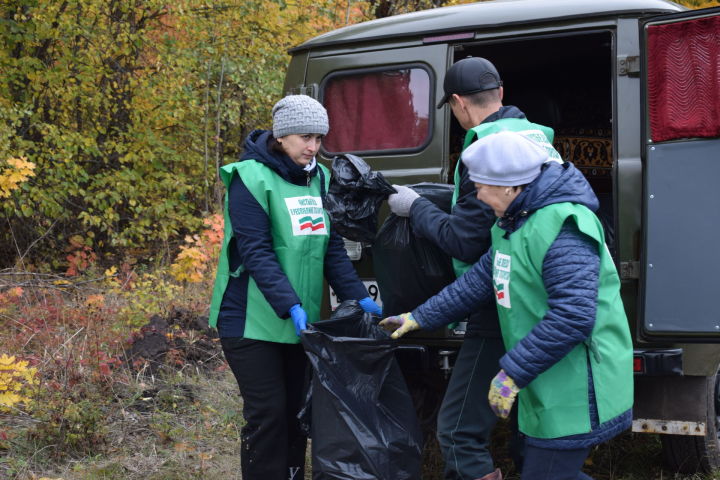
[387,185,420,217]
[358,296,382,316]
[378,312,420,339]
[488,369,520,419]
[289,304,308,336]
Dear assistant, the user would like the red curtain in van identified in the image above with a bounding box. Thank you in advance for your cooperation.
[647,15,720,142]
[323,69,429,152]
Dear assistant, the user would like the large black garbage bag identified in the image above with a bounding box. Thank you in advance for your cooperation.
[373,183,456,316]
[325,154,396,243]
[300,300,423,480]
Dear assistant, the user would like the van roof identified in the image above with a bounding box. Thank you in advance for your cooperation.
[290,0,685,53]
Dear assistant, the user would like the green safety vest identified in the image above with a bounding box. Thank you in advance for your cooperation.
[452,118,560,276]
[491,202,633,438]
[208,160,331,344]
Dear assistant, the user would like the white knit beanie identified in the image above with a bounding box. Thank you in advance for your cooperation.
[272,95,329,139]
[462,130,554,186]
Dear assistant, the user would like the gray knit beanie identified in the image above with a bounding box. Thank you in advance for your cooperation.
[272,95,329,139]
[462,131,553,186]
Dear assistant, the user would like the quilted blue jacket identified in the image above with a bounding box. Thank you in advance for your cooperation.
[412,161,631,448]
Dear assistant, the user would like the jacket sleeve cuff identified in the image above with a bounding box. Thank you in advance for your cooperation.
[499,353,532,389]
[408,196,429,216]
[411,308,429,330]
[277,296,302,319]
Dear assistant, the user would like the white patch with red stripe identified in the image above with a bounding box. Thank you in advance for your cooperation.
[285,196,327,236]
[493,251,512,308]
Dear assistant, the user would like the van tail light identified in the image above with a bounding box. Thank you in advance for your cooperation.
[633,355,645,374]
[646,14,720,142]
[633,349,683,375]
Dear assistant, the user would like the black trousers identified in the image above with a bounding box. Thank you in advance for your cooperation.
[522,445,592,480]
[437,336,523,479]
[221,337,308,480]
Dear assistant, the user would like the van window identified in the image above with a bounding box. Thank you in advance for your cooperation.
[647,14,720,142]
[321,66,431,154]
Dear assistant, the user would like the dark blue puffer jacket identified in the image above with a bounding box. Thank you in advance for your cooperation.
[412,161,631,448]
[217,129,368,338]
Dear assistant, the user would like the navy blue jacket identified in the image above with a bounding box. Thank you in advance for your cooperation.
[408,106,526,337]
[412,161,631,448]
[217,130,368,338]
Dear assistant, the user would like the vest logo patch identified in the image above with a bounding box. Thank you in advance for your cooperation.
[298,215,325,231]
[493,252,512,308]
[518,129,563,163]
[285,196,328,236]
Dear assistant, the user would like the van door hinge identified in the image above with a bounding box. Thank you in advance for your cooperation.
[620,261,641,279]
[618,56,640,76]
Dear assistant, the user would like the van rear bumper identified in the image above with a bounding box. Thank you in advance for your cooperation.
[633,348,683,376]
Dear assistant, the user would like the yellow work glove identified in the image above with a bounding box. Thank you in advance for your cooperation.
[378,312,420,339]
[488,369,520,419]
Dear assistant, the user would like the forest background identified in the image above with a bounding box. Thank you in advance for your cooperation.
[1,0,718,479]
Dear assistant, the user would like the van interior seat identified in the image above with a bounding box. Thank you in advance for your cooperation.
[553,133,613,178]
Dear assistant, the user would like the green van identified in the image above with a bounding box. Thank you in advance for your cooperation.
[283,0,720,473]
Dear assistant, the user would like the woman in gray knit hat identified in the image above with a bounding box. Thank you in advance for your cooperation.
[208,94,381,480]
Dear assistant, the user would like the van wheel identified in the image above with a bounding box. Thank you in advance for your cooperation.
[661,371,720,473]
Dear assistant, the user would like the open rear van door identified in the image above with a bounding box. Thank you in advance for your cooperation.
[640,7,720,341]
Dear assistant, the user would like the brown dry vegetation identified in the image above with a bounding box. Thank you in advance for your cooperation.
[1,272,717,480]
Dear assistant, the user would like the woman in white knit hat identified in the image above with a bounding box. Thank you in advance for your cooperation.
[380,131,633,480]
[208,95,381,479]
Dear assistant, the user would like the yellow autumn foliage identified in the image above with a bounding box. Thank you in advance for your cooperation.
[0,354,38,411]
[675,0,720,7]
[0,157,35,198]
[171,243,210,284]
[170,214,224,284]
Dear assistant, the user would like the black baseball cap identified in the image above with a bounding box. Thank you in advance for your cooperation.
[436,57,503,109]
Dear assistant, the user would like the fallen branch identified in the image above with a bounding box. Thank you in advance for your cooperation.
[0,270,109,291]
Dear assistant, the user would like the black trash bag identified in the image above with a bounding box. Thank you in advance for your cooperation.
[324,154,396,243]
[296,301,386,437]
[299,300,423,480]
[373,183,456,316]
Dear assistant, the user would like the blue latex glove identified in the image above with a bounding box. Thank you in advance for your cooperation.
[289,304,307,336]
[358,296,382,316]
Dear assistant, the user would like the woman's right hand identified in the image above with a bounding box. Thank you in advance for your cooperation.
[379,312,420,339]
[289,304,308,336]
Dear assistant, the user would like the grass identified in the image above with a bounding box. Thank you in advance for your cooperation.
[1,275,719,480]
[3,356,720,480]
[2,367,245,480]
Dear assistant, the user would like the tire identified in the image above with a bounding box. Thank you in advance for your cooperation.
[661,370,720,474]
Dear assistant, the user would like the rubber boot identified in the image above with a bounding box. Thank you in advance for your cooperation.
[475,468,503,480]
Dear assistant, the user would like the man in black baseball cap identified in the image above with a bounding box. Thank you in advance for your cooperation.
[387,55,558,480]
[436,56,503,109]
